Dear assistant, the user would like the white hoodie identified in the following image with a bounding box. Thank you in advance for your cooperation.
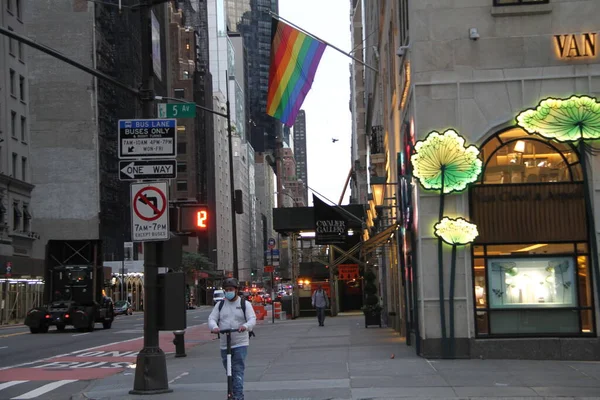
[208,297,257,349]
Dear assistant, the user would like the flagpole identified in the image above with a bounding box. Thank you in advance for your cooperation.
[269,11,378,73]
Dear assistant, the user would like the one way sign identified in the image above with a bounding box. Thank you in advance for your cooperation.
[119,160,177,181]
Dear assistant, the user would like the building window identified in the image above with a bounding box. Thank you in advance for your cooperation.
[9,70,16,96]
[11,111,17,138]
[18,41,24,61]
[177,162,187,173]
[22,203,31,231]
[471,128,593,337]
[0,200,6,225]
[472,243,594,336]
[176,180,188,192]
[13,202,21,231]
[16,0,21,19]
[20,116,26,142]
[19,76,25,101]
[174,89,185,99]
[493,0,549,5]
[12,153,17,178]
[479,127,581,184]
[21,156,26,181]
[8,27,15,55]
[6,0,12,13]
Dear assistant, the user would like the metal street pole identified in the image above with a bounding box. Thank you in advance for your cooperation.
[130,0,171,394]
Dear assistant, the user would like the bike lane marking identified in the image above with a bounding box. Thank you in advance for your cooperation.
[0,324,213,381]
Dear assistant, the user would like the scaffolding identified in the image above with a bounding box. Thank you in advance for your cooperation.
[0,278,45,325]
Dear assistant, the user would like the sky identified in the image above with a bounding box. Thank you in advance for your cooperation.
[279,0,352,206]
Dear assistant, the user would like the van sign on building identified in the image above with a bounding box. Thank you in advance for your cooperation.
[554,33,597,59]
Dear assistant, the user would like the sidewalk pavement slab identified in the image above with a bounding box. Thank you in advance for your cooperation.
[75,314,600,400]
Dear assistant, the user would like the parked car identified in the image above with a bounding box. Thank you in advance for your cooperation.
[213,289,225,305]
[114,300,133,316]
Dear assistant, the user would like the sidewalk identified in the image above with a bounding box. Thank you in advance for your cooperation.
[76,313,600,400]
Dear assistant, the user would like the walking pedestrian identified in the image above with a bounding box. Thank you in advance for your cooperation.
[311,284,329,326]
[208,278,256,400]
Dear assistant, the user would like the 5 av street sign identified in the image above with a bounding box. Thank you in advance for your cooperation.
[119,160,177,181]
[157,103,196,118]
[118,118,177,159]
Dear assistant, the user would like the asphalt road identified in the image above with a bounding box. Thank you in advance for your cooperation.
[0,306,213,399]
[0,307,212,370]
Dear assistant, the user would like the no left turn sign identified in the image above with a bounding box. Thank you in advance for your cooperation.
[131,181,169,241]
[133,186,167,222]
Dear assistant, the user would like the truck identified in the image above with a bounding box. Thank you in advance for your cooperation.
[24,240,115,333]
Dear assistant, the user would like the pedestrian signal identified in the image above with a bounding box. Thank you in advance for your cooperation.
[179,205,210,231]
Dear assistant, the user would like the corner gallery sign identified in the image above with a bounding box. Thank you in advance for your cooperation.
[313,194,348,245]
[469,183,587,244]
[554,33,596,59]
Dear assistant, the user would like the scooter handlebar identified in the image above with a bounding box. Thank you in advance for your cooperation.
[214,328,238,334]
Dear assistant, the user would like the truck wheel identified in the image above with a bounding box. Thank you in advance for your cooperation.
[56,324,66,332]
[103,320,112,329]
[39,325,49,334]
[29,327,39,334]
[87,320,95,332]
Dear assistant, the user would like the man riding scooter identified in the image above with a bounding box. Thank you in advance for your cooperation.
[208,278,257,400]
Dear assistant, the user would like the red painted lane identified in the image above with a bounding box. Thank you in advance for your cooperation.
[0,324,214,382]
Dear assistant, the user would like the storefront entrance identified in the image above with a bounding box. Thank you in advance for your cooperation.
[469,127,596,338]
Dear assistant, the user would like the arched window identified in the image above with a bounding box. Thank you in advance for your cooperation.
[478,127,582,184]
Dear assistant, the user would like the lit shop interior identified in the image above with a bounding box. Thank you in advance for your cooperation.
[469,127,594,337]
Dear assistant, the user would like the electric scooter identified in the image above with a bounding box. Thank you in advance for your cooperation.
[217,328,236,399]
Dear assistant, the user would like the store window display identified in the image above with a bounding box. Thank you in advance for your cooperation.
[470,128,594,337]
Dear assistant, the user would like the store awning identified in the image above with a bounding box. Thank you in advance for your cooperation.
[362,223,398,255]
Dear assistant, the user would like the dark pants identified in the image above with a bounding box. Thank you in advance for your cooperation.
[316,307,326,326]
[220,346,248,400]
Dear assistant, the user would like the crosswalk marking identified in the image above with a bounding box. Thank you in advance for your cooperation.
[0,381,27,391]
[11,380,77,399]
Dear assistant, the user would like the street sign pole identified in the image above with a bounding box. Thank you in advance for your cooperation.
[130,0,171,395]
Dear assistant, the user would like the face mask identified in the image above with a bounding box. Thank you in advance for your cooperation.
[225,291,236,300]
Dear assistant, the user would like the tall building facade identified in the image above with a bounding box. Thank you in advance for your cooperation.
[175,0,222,269]
[354,0,600,360]
[225,0,279,153]
[26,2,170,260]
[0,0,42,323]
[168,3,203,255]
[292,110,308,204]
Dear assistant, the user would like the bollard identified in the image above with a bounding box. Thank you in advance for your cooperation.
[172,330,186,358]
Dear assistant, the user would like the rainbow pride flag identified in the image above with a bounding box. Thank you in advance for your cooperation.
[266,18,327,126]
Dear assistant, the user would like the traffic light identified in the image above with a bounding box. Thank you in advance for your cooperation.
[179,205,210,232]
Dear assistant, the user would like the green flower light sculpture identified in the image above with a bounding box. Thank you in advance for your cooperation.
[516,96,600,142]
[434,217,479,246]
[410,128,482,359]
[434,217,479,359]
[411,129,482,194]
